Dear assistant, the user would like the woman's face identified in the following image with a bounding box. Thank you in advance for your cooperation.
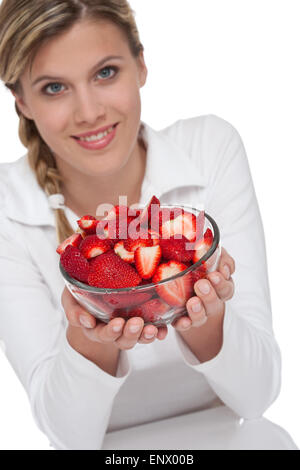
[14,19,147,178]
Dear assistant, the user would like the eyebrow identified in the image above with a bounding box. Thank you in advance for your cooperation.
[31,55,124,86]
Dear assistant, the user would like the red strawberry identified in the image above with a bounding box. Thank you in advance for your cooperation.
[160,235,194,263]
[193,228,214,263]
[191,262,207,283]
[79,235,112,259]
[60,245,90,283]
[114,240,135,263]
[124,237,153,252]
[152,260,193,306]
[134,244,162,280]
[127,297,170,323]
[88,250,141,289]
[56,233,83,255]
[160,210,197,242]
[103,291,153,309]
[139,195,161,229]
[141,297,170,321]
[77,215,99,235]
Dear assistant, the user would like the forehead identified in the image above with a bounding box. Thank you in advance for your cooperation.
[28,19,130,79]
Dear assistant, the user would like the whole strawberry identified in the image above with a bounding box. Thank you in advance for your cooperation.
[88,250,142,289]
[60,245,90,283]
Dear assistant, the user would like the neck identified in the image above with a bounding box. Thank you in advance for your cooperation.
[57,136,147,218]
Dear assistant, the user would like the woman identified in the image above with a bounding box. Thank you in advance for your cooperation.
[0,0,282,450]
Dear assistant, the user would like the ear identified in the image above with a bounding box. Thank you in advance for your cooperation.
[137,50,148,88]
[10,89,34,120]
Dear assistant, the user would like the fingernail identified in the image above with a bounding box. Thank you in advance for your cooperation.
[112,324,122,332]
[144,333,154,339]
[192,302,201,313]
[79,315,93,329]
[224,265,231,280]
[198,281,210,295]
[210,274,220,285]
[130,324,141,333]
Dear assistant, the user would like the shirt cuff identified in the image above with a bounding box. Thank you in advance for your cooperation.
[174,301,234,373]
[62,332,132,389]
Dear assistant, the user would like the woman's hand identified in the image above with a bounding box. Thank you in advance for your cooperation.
[61,287,168,350]
[172,247,235,331]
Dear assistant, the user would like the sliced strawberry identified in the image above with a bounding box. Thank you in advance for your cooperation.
[160,235,194,263]
[103,291,153,309]
[88,250,141,289]
[134,244,162,280]
[79,235,112,259]
[56,233,83,255]
[193,228,214,263]
[127,296,169,323]
[152,260,194,306]
[191,262,207,283]
[148,229,160,246]
[114,240,135,263]
[77,215,99,235]
[140,297,170,322]
[123,237,153,252]
[60,245,90,283]
[160,210,197,242]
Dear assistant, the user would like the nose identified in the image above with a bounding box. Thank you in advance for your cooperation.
[73,86,106,124]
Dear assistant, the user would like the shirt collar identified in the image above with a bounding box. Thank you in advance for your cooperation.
[2,120,206,227]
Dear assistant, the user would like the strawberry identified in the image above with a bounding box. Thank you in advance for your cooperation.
[123,237,153,252]
[160,210,197,242]
[152,260,193,306]
[140,297,170,322]
[191,262,207,283]
[79,235,112,259]
[160,235,194,263]
[134,244,162,280]
[139,195,161,229]
[193,228,213,263]
[103,291,153,309]
[56,233,83,255]
[77,215,99,235]
[113,240,135,263]
[88,250,142,288]
[127,297,169,323]
[60,245,90,283]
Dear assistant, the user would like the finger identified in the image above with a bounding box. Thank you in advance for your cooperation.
[194,279,224,317]
[82,316,126,343]
[61,286,97,329]
[156,325,168,341]
[206,271,235,302]
[115,317,145,350]
[138,323,159,344]
[171,314,193,331]
[219,247,235,280]
[186,297,208,328]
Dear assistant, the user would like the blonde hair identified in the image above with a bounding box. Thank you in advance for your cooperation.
[0,0,144,244]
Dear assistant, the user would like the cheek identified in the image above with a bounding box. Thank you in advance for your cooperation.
[34,104,70,140]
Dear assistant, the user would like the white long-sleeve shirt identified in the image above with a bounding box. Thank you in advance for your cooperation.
[0,115,282,450]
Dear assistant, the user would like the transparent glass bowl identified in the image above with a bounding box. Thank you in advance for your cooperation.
[59,205,221,327]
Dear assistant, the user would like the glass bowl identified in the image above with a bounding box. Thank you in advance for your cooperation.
[59,205,221,327]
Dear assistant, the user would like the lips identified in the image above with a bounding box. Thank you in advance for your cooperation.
[72,123,118,139]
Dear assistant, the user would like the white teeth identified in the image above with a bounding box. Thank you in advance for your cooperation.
[78,126,114,142]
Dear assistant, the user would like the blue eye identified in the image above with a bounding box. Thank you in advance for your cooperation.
[96,66,118,80]
[44,83,65,95]
[42,66,118,96]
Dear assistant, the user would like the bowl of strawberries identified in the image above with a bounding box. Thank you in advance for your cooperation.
[58,196,221,326]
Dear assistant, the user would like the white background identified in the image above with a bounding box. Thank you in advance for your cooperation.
[0,0,299,450]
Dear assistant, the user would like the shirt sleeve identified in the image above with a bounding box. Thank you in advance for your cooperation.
[174,115,282,419]
[0,217,132,450]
